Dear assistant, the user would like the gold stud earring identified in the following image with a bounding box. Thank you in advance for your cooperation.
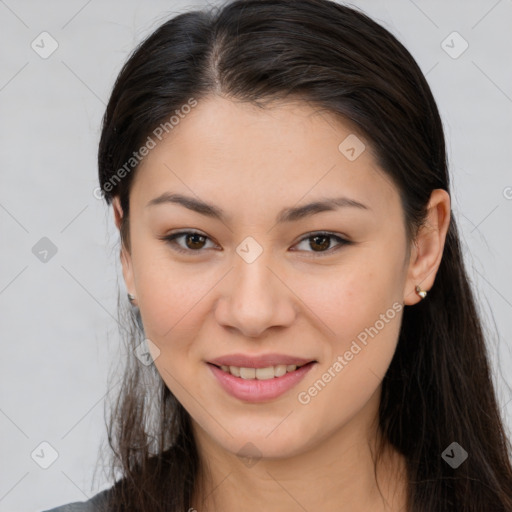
[415,285,427,299]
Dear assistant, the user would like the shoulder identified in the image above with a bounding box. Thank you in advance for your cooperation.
[40,485,113,512]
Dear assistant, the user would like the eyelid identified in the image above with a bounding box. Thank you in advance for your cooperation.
[160,229,351,256]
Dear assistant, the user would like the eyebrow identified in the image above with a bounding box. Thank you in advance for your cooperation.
[145,192,371,223]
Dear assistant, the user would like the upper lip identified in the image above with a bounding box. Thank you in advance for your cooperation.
[208,353,316,368]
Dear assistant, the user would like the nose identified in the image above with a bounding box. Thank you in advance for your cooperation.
[214,251,297,338]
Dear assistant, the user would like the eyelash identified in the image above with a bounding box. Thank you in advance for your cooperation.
[160,230,351,257]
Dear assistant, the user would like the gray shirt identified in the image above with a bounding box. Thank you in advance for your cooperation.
[40,486,111,512]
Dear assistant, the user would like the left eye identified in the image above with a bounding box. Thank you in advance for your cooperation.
[160,230,350,256]
[293,232,350,255]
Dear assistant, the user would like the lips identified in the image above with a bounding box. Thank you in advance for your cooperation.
[207,360,316,402]
[208,353,315,368]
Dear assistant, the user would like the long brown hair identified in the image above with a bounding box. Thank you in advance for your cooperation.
[96,1,512,510]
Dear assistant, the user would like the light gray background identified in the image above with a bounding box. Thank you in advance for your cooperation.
[1,0,511,510]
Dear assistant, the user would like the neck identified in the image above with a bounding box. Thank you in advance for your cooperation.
[190,391,408,512]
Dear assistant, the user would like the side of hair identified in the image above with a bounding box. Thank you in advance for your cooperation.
[97,1,512,510]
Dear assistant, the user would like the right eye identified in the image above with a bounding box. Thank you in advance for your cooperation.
[160,230,218,255]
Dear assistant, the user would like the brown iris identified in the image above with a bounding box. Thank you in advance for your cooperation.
[309,235,331,252]
[184,233,207,250]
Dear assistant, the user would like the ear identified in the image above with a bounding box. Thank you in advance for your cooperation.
[403,189,451,306]
[112,196,136,303]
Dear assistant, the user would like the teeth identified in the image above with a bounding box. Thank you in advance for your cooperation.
[274,364,287,377]
[218,363,304,379]
[255,367,274,380]
[240,367,256,379]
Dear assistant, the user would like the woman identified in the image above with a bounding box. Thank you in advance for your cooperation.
[43,0,512,510]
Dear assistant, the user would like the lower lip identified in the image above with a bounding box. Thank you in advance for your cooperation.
[207,362,316,403]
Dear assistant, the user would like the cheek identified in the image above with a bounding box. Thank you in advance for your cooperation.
[132,242,217,340]
[297,252,404,343]
[296,254,404,391]
[293,254,404,421]
[135,256,214,402]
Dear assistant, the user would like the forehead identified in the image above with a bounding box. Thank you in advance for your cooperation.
[130,96,401,220]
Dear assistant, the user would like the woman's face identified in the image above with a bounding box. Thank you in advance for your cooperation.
[114,96,419,460]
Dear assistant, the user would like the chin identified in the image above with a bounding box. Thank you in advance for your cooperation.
[206,418,315,461]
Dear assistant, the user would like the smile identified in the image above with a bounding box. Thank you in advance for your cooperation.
[207,361,316,402]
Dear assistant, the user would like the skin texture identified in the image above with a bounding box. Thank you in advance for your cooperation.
[113,95,451,511]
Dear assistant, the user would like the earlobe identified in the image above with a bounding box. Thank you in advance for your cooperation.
[403,189,451,306]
